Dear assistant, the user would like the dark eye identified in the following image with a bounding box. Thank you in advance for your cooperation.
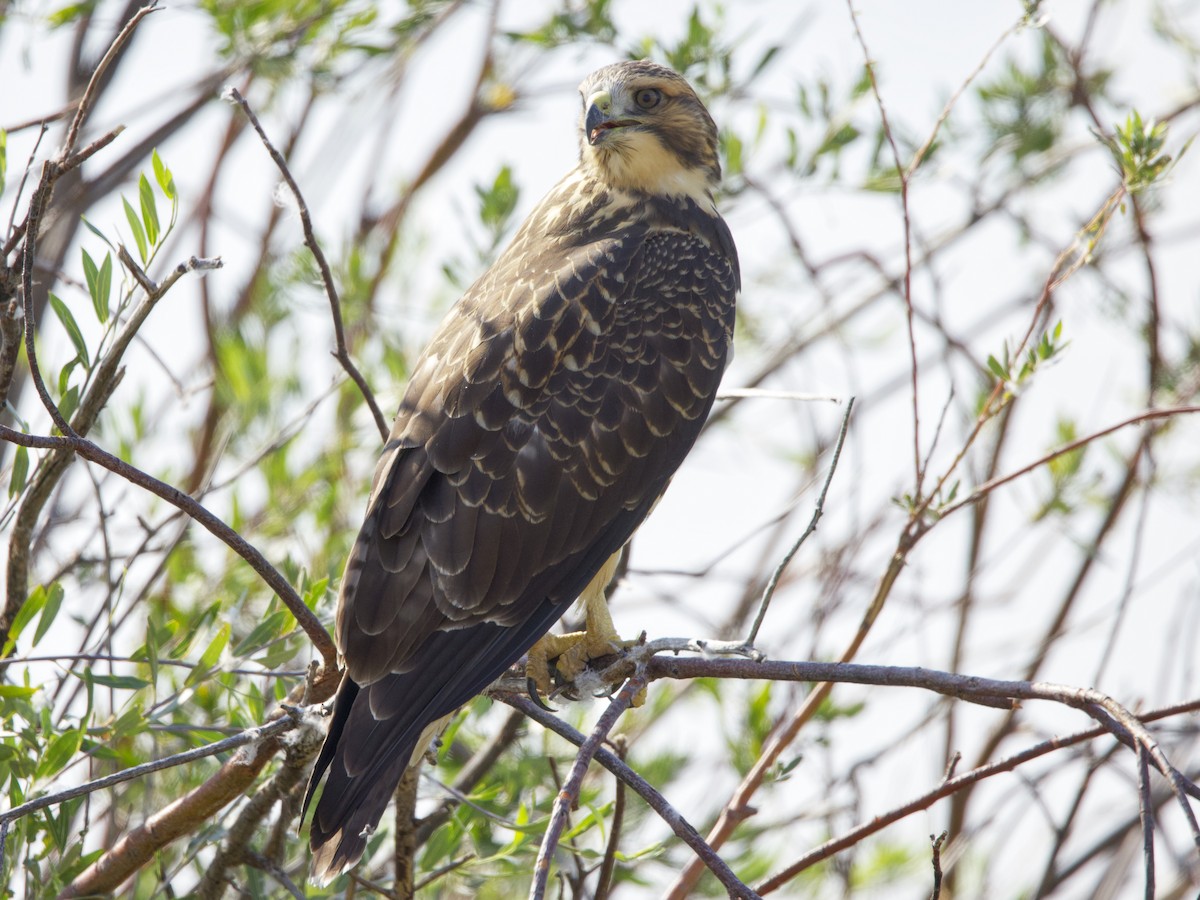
[634,87,662,110]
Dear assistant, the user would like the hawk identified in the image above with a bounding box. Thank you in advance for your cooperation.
[304,59,739,883]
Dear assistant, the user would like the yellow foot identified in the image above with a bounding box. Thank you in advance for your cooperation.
[526,552,645,705]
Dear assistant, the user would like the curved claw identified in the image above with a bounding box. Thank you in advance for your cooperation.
[527,676,558,712]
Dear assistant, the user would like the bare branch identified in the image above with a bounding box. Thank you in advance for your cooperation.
[0,716,295,830]
[754,699,1200,894]
[498,692,763,900]
[59,3,160,159]
[530,672,646,900]
[226,87,390,442]
[1137,744,1156,900]
[942,405,1200,516]
[745,396,854,645]
[0,423,338,670]
[845,0,922,494]
[927,831,948,900]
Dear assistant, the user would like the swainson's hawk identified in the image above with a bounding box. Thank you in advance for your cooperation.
[304,59,739,883]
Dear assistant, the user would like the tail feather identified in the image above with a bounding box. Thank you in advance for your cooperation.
[304,612,567,884]
[305,675,418,886]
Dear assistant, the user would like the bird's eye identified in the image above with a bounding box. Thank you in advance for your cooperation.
[634,88,662,110]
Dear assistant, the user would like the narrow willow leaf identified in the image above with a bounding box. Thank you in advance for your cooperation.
[79,216,116,252]
[87,673,151,690]
[37,727,83,779]
[123,197,148,262]
[59,385,79,425]
[232,610,288,657]
[0,685,38,699]
[6,585,48,654]
[152,148,176,200]
[95,253,112,323]
[8,445,28,498]
[48,293,88,366]
[138,173,159,246]
[32,582,64,646]
[186,622,230,685]
[81,249,98,302]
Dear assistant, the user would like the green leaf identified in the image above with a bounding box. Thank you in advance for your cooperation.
[152,149,176,200]
[232,610,288,658]
[87,673,151,690]
[79,215,116,252]
[32,582,64,646]
[138,173,159,246]
[95,253,111,322]
[123,197,148,263]
[81,249,99,304]
[8,445,28,498]
[37,727,83,779]
[986,354,1008,382]
[48,293,89,367]
[81,249,111,323]
[5,584,48,654]
[59,385,80,424]
[0,129,7,198]
[0,685,38,699]
[186,622,230,685]
[47,2,95,28]
[58,355,79,397]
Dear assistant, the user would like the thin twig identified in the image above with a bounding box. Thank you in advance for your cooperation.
[746,396,854,645]
[1137,743,1156,900]
[0,423,337,668]
[60,3,161,158]
[905,14,1027,178]
[225,87,389,442]
[716,388,843,403]
[242,850,306,900]
[594,735,627,900]
[530,673,646,900]
[845,1,921,494]
[754,699,1200,894]
[415,707,525,844]
[413,853,475,891]
[0,716,294,828]
[20,168,75,436]
[499,693,763,900]
[942,405,1200,516]
[927,831,948,900]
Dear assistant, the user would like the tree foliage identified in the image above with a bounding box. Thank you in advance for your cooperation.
[1,1,1199,897]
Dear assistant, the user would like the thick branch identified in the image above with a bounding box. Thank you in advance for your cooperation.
[58,730,284,898]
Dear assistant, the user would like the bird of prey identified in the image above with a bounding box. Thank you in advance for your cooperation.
[304,58,740,883]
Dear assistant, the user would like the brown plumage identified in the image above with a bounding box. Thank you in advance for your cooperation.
[303,59,739,884]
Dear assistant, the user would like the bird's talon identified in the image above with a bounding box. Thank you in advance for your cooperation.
[526,676,557,711]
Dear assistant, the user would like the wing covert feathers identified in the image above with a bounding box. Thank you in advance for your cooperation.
[307,59,738,883]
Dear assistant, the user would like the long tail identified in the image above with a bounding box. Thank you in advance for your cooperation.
[304,674,422,885]
[302,611,569,884]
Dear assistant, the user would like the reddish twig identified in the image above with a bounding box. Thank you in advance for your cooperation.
[753,699,1200,894]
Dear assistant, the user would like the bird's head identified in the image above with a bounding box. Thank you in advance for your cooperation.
[577,60,721,206]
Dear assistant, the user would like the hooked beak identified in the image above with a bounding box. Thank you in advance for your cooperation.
[585,90,637,146]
